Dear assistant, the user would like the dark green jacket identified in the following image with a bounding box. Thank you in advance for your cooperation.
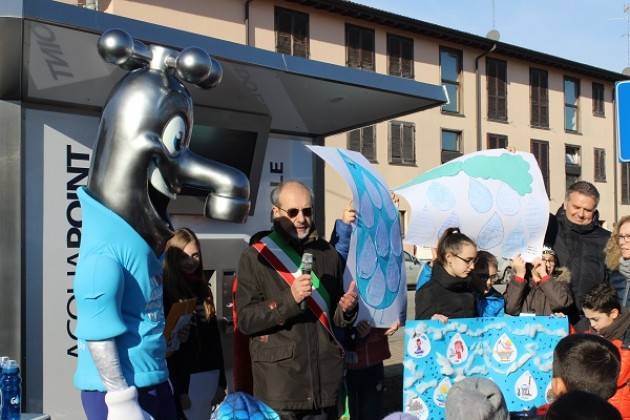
[235,227,356,411]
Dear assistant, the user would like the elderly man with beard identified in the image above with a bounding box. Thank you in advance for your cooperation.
[545,181,611,327]
[236,180,358,420]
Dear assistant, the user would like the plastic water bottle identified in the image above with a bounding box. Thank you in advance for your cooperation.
[0,357,8,419]
[1,360,20,420]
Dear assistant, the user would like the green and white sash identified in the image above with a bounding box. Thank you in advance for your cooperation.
[252,231,341,347]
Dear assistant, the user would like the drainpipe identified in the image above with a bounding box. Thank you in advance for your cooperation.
[475,43,497,151]
[245,0,254,46]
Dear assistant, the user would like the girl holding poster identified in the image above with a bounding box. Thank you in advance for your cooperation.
[415,228,478,321]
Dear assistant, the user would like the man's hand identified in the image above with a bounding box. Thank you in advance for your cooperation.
[339,280,358,313]
[342,201,357,224]
[511,255,527,278]
[291,274,312,304]
[384,320,401,336]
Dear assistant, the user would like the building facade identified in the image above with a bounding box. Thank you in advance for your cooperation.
[69,0,628,243]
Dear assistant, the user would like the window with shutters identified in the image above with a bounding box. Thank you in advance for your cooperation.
[594,148,606,182]
[530,68,549,128]
[387,34,414,79]
[623,163,630,204]
[592,82,605,117]
[389,121,416,165]
[487,58,507,121]
[487,133,508,149]
[565,144,581,188]
[347,125,377,162]
[440,47,462,113]
[531,140,550,196]
[274,7,309,58]
[564,77,580,132]
[345,24,375,71]
[441,130,462,163]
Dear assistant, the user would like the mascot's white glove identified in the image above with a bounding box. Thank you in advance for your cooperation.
[104,386,154,420]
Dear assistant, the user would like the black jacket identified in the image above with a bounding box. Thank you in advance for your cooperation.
[235,227,356,412]
[164,289,226,399]
[545,207,610,318]
[414,263,476,320]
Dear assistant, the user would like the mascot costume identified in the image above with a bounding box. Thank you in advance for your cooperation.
[73,29,250,420]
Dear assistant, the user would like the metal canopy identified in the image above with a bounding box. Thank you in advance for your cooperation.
[1,0,446,137]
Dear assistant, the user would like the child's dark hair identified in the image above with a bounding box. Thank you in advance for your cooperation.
[436,227,476,266]
[470,251,499,293]
[545,390,621,420]
[552,334,621,400]
[581,283,621,314]
[472,251,498,277]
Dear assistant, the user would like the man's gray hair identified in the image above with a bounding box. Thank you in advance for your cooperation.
[270,180,314,207]
[565,181,600,203]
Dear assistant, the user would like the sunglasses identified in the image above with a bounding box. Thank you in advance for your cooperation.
[277,207,312,218]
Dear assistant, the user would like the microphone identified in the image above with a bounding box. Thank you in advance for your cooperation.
[300,252,313,311]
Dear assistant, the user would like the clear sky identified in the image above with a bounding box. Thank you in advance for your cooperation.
[352,0,629,74]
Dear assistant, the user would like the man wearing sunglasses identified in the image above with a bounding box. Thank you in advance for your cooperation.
[236,180,358,420]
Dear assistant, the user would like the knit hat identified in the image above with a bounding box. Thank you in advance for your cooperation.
[542,245,556,256]
[382,412,419,420]
[445,377,509,420]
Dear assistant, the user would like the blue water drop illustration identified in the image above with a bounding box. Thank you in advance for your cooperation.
[469,179,493,213]
[427,182,456,211]
[365,267,386,307]
[386,256,402,293]
[476,212,504,250]
[363,172,383,209]
[437,212,460,239]
[376,218,390,257]
[359,192,375,229]
[496,183,521,216]
[503,227,527,258]
[357,232,377,278]
[390,217,403,256]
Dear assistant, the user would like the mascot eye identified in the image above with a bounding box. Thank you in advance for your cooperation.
[162,116,187,154]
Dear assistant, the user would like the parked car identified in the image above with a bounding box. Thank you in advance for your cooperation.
[404,251,429,290]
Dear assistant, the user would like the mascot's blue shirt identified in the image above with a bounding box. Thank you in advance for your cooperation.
[73,187,168,391]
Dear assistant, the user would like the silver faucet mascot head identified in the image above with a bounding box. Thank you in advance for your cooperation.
[89,29,250,253]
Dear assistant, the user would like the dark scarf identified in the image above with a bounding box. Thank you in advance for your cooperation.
[599,310,630,342]
[433,263,472,292]
[556,206,601,234]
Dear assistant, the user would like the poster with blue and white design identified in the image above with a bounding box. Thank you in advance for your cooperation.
[395,150,549,262]
[307,145,405,327]
[403,317,569,419]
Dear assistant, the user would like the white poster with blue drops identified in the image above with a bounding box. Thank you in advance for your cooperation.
[395,150,549,261]
[307,146,406,327]
[403,317,569,419]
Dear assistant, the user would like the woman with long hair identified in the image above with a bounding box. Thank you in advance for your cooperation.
[605,215,630,309]
[415,227,478,321]
[163,228,226,420]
